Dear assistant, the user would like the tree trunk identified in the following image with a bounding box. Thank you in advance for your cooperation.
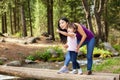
[104,0,108,42]
[4,12,7,33]
[82,0,94,33]
[1,13,7,33]
[20,5,27,37]
[28,0,33,36]
[1,15,5,33]
[94,0,106,43]
[13,8,17,33]
[0,66,118,80]
[47,0,55,40]
[10,6,13,34]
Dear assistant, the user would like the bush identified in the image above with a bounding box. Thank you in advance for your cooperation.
[26,55,35,61]
[113,44,120,52]
[80,46,113,58]
[26,46,65,62]
[0,60,3,65]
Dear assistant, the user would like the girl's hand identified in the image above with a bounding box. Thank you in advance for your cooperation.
[56,29,60,33]
[64,44,68,48]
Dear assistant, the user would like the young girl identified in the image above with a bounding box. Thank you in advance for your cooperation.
[57,23,83,74]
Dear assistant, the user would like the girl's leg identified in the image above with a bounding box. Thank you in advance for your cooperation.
[86,38,95,71]
[57,51,71,74]
[64,51,71,67]
[70,51,80,69]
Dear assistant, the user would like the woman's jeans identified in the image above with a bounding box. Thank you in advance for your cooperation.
[64,37,95,70]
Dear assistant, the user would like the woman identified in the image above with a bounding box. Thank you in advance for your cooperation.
[58,17,95,75]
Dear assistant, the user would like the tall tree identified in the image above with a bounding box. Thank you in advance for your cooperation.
[82,0,94,33]
[27,0,33,36]
[1,12,7,33]
[94,0,106,43]
[20,4,27,37]
[47,0,54,40]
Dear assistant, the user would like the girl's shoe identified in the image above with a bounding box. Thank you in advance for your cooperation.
[57,66,69,74]
[70,69,78,74]
[78,68,83,75]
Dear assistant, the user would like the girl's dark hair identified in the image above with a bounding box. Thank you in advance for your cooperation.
[58,17,69,43]
[68,23,78,31]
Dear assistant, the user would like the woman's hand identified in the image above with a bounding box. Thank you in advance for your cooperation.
[76,45,80,52]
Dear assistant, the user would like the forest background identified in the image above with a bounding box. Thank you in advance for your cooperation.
[0,0,119,45]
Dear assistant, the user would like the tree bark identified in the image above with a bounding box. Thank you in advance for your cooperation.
[94,0,106,43]
[20,4,27,37]
[10,5,13,34]
[82,0,94,33]
[0,66,117,80]
[28,0,33,36]
[47,0,55,40]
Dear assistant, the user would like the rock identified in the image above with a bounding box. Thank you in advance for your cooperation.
[26,37,40,44]
[5,61,22,66]
[47,48,58,58]
[25,59,36,64]
[103,42,119,56]
[0,57,8,62]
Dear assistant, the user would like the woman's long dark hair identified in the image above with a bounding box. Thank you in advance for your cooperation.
[58,17,69,43]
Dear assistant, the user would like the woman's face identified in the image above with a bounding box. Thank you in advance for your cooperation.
[59,20,68,29]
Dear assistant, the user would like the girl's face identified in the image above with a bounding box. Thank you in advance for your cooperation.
[59,20,68,29]
[67,28,75,33]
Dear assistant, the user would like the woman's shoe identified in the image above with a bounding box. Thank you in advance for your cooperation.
[87,70,92,75]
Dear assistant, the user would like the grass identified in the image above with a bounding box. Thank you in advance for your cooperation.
[91,56,120,74]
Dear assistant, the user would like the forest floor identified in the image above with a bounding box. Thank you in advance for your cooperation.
[0,37,59,63]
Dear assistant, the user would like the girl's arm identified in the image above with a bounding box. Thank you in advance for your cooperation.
[57,29,74,37]
[74,23,87,49]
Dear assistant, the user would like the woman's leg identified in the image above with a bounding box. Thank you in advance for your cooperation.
[86,38,95,71]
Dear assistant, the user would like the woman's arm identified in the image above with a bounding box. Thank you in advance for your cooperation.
[57,29,74,37]
[74,23,87,49]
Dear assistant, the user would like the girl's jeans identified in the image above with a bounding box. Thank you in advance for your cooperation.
[64,51,80,69]
[64,37,95,70]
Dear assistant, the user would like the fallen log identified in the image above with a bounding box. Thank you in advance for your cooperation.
[1,37,40,44]
[0,65,118,80]
[94,72,120,80]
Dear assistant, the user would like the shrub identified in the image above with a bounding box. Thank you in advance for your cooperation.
[26,55,35,61]
[0,60,3,65]
[80,46,112,58]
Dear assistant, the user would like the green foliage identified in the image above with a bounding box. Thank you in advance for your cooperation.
[51,46,64,57]
[26,46,64,62]
[13,32,22,37]
[0,60,3,65]
[80,46,113,58]
[107,0,120,30]
[26,55,35,61]
[92,57,120,74]
[39,51,52,61]
[48,57,64,62]
[113,44,120,52]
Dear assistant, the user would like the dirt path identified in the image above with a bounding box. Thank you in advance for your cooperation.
[0,41,59,62]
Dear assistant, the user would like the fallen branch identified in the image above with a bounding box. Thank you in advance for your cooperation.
[0,66,118,80]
